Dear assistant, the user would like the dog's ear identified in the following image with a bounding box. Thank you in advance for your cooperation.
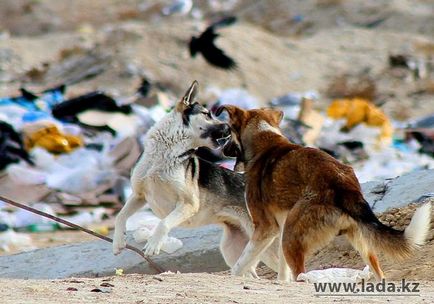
[176,80,199,112]
[263,108,284,127]
[215,105,244,120]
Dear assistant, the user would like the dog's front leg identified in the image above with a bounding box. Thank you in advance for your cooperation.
[113,194,146,255]
[143,201,198,256]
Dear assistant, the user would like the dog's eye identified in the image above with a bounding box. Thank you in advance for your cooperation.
[202,111,212,118]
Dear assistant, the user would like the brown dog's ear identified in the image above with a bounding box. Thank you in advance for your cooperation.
[215,105,244,119]
[176,81,199,112]
[263,108,284,126]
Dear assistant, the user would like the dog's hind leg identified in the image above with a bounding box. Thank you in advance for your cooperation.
[220,224,259,278]
[231,235,276,277]
[260,239,279,273]
[113,194,146,255]
[345,226,385,281]
[231,205,279,277]
[220,224,248,266]
[231,223,277,277]
[282,203,341,281]
[278,236,291,282]
[274,211,291,281]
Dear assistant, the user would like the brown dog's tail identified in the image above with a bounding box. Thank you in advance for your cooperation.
[339,194,431,261]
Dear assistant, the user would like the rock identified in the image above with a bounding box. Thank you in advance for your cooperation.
[0,226,226,279]
[360,180,385,208]
[362,169,434,212]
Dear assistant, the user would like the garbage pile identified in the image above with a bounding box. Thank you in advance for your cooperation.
[1,79,434,254]
[273,94,434,183]
[0,82,169,252]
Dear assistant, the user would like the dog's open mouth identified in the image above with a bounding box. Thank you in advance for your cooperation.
[216,134,231,147]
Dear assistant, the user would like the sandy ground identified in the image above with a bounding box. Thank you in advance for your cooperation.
[0,273,433,304]
[1,189,434,303]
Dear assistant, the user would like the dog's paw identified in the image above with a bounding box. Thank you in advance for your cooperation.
[112,235,126,255]
[143,236,164,256]
[246,268,259,279]
[230,265,243,277]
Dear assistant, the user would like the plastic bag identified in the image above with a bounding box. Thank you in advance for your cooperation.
[29,147,115,194]
[59,208,107,228]
[126,208,183,253]
[7,164,47,185]
[297,265,372,283]
[133,227,183,254]
[0,229,35,252]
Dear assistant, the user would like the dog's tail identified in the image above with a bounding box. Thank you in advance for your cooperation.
[339,193,431,261]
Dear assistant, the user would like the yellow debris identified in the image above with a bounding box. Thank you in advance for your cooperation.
[115,268,124,276]
[23,123,83,154]
[327,98,393,146]
[94,226,109,236]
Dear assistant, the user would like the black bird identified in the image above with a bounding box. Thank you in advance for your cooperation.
[189,16,237,70]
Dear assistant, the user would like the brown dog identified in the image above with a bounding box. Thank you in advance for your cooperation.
[217,105,432,281]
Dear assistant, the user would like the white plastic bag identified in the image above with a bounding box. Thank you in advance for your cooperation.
[30,147,115,194]
[6,164,47,185]
[297,265,372,283]
[133,227,183,254]
[0,230,35,252]
[126,208,183,254]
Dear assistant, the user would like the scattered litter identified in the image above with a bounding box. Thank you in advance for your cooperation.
[389,54,429,80]
[0,202,55,228]
[269,90,318,120]
[52,91,132,122]
[162,0,193,16]
[297,265,372,283]
[408,114,434,129]
[59,208,107,228]
[0,229,35,252]
[94,225,110,236]
[326,98,393,147]
[77,110,141,138]
[115,268,124,276]
[22,122,83,154]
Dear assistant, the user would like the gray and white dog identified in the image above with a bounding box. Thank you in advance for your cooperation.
[113,81,278,276]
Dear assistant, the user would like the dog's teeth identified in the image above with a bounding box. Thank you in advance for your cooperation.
[217,135,231,146]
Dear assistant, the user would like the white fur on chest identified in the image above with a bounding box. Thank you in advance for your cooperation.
[132,163,186,217]
[129,111,207,226]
